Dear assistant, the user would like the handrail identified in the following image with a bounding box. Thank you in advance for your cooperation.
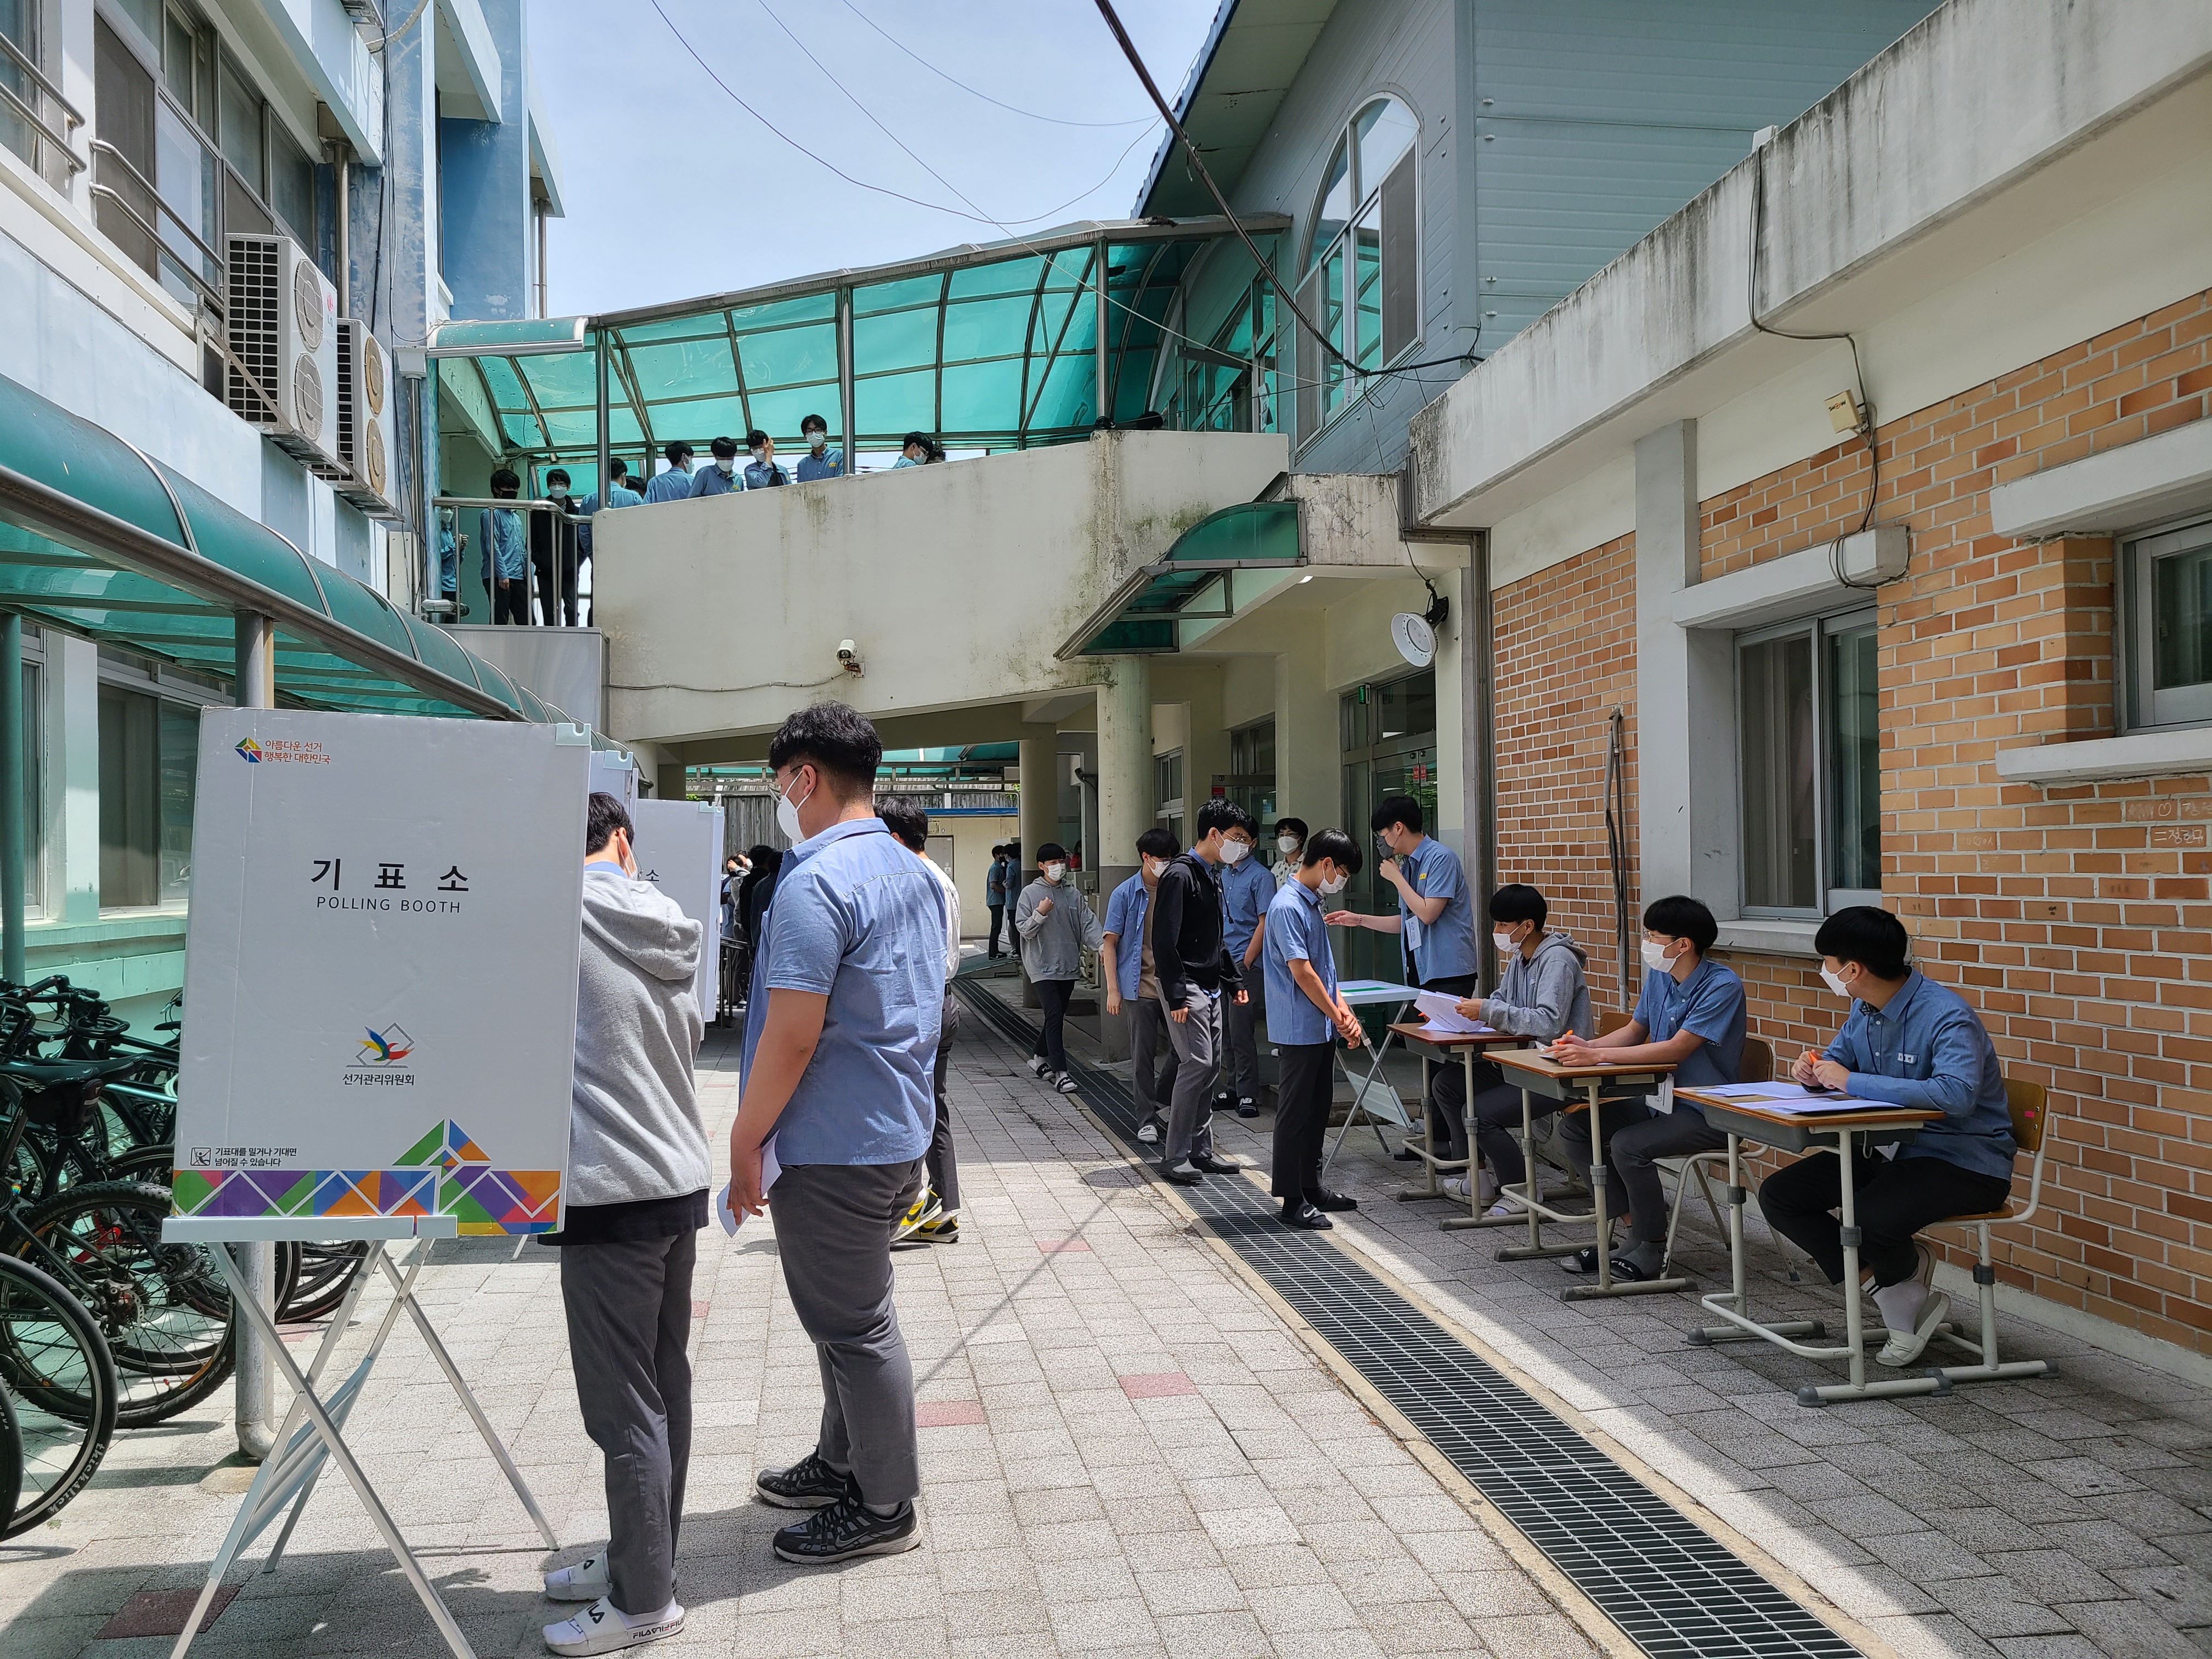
[0,78,83,173]
[87,184,223,310]
[433,495,588,524]
[89,142,225,273]
[0,32,84,128]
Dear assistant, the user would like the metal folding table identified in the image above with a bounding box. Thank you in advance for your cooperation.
[1390,1022,1525,1222]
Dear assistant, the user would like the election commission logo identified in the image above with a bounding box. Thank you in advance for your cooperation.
[235,738,262,762]
[347,1024,417,1086]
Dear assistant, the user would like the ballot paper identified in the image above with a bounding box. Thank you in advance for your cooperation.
[716,1134,782,1235]
[1413,991,1493,1035]
[1722,1095,1894,1118]
[1695,1081,1825,1102]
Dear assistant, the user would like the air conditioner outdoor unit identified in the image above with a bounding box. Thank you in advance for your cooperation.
[224,233,338,467]
[313,318,399,517]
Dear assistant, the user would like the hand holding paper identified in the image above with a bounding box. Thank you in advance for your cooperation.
[1413,991,1491,1035]
[727,1132,782,1221]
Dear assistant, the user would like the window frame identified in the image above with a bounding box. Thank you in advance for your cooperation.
[1735,605,1880,921]
[2121,511,2212,733]
[94,649,224,915]
[1295,94,1423,449]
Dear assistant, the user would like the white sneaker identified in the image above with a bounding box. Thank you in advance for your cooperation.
[543,1553,608,1602]
[1025,1055,1049,1077]
[543,1596,685,1655]
[1484,1199,1520,1220]
[1877,1292,1950,1368]
[1476,1167,1500,1206]
[1055,1071,1081,1094]
[1442,1175,1470,1201]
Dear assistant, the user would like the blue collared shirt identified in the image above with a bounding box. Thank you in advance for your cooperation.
[1822,970,2017,1179]
[795,448,844,482]
[689,465,743,498]
[1632,955,1746,1093]
[1264,879,1337,1046]
[477,506,527,579]
[577,484,642,557]
[743,459,790,489]
[1102,872,1150,1000]
[642,467,695,504]
[1397,836,1478,983]
[437,525,458,591]
[1218,853,1273,961]
[740,818,944,1166]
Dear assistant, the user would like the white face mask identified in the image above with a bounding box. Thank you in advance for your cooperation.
[808,432,827,453]
[1277,835,1299,855]
[1141,856,1164,881]
[749,448,766,464]
[1820,964,1855,1000]
[1319,870,1349,897]
[1493,928,1520,955]
[1044,862,1068,884]
[716,458,736,476]
[1221,839,1251,865]
[1640,937,1675,972]
[774,771,812,843]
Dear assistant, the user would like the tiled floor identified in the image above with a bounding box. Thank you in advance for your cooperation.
[0,1011,1595,1659]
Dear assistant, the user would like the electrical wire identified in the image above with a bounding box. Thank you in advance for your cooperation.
[1747,153,1892,590]
[836,0,1153,129]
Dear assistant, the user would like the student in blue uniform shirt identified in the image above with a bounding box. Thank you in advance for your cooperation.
[1759,906,2018,1367]
[1551,894,1746,1279]
[1215,810,1276,1118]
[478,468,531,624]
[1265,829,1367,1231]
[690,437,744,496]
[1324,795,1479,997]
[743,430,790,490]
[1100,828,1181,1142]
[642,443,696,504]
[795,414,845,481]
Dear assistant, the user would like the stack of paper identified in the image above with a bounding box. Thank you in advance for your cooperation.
[1413,991,1492,1035]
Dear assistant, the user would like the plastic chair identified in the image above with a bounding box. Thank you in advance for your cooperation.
[1660,1037,1773,1273]
[1921,1079,2054,1385]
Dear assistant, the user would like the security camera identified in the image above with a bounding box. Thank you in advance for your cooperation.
[837,640,857,662]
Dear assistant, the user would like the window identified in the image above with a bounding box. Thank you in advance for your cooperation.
[1,0,42,173]
[1154,749,1184,816]
[18,659,40,912]
[1737,609,1879,916]
[1296,96,1420,441]
[1226,719,1277,827]
[1339,669,1437,980]
[98,684,196,908]
[2126,516,2212,730]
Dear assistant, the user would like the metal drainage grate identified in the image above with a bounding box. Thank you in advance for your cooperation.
[957,981,1861,1659]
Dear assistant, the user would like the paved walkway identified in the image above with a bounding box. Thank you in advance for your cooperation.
[2,1012,1592,1659]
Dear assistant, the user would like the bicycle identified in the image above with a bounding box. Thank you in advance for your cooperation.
[0,1252,117,1537]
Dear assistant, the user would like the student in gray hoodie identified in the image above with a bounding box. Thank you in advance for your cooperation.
[541,792,708,1657]
[1426,884,1592,1203]
[1014,842,1102,1092]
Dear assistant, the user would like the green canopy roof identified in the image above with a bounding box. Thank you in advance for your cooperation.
[0,370,590,728]
[1062,500,1302,657]
[430,217,1284,469]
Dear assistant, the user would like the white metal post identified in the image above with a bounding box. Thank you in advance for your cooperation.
[232,610,276,1461]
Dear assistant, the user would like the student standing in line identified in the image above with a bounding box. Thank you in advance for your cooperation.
[1151,799,1250,1186]
[984,844,1013,960]
[736,704,940,1565]
[795,414,845,481]
[1014,843,1101,1094]
[1101,828,1181,1145]
[642,443,696,504]
[878,798,964,1246]
[1270,817,1307,890]
[1265,829,1367,1231]
[1432,885,1593,1205]
[1216,810,1275,1119]
[743,429,791,490]
[541,793,706,1657]
[689,437,745,497]
[1550,894,1746,1279]
[533,468,583,627]
[480,469,531,625]
[1759,906,2018,1365]
[1325,795,1479,998]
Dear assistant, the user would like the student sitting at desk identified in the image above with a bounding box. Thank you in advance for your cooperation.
[1757,905,2017,1366]
[1550,894,1745,1280]
[1426,884,1592,1204]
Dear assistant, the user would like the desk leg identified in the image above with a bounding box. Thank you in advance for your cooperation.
[1796,1128,1949,1406]
[1464,1047,1479,1219]
[1688,1133,1825,1347]
[1442,1050,1506,1231]
[1395,1052,1442,1200]
[1490,1086,1575,1251]
[1563,1082,1692,1301]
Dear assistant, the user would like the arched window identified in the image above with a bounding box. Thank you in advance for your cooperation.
[1297,96,1419,439]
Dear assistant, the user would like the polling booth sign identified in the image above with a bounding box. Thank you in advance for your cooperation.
[167,710,592,1242]
[631,796,723,1028]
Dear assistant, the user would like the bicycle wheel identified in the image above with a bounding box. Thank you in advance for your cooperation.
[0,1254,116,1536]
[280,1242,370,1323]
[0,1368,21,1534]
[16,1181,233,1428]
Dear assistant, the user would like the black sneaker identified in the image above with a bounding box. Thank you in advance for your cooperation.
[1190,1152,1243,1175]
[1305,1188,1358,1212]
[772,1494,920,1564]
[754,1452,851,1509]
[1235,1097,1260,1118]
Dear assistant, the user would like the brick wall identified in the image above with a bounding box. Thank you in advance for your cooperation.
[1490,289,2212,1356]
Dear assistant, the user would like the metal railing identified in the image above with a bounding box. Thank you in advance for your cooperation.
[0,31,85,176]
[87,140,226,312]
[429,496,592,628]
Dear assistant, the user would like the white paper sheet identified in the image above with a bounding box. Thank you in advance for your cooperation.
[716,1134,781,1235]
[1413,991,1492,1035]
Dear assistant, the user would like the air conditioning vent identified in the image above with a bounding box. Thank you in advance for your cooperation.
[362,333,386,416]
[317,317,400,517]
[225,233,338,467]
[365,422,387,495]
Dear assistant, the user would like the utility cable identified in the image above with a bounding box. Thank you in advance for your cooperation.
[836,0,1152,129]
[364,0,432,52]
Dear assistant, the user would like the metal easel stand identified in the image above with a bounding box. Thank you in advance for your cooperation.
[1321,995,1415,1172]
[1684,1131,1953,1407]
[170,1238,560,1659]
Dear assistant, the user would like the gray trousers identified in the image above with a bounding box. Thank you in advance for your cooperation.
[560,1229,697,1617]
[1158,985,1223,1165]
[1130,994,1178,1118]
[928,990,961,1210]
[770,1159,926,1506]
[1222,974,1265,1102]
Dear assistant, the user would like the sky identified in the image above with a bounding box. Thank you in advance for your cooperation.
[529,0,1220,319]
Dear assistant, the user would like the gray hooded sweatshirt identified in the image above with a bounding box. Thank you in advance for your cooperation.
[1482,929,1592,1041]
[568,863,710,1211]
[1014,874,1103,982]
